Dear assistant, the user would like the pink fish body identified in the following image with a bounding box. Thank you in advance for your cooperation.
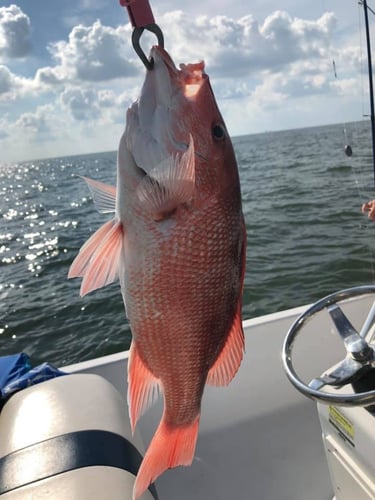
[69,46,246,499]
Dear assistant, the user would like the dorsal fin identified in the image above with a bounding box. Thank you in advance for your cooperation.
[206,305,245,386]
[207,224,246,386]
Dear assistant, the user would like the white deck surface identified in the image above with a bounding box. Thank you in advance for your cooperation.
[65,295,375,500]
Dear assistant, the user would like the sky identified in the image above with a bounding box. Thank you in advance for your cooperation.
[0,0,374,163]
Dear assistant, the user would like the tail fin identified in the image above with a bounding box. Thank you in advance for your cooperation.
[133,416,200,500]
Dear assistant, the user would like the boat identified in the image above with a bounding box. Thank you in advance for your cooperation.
[2,3,375,500]
[1,285,375,499]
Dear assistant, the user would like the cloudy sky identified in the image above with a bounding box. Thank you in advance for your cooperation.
[0,0,373,162]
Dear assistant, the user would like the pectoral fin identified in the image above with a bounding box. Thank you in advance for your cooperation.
[68,219,123,296]
[136,135,195,220]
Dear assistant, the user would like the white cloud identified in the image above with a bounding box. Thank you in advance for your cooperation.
[97,88,134,110]
[0,63,47,101]
[331,78,359,97]
[0,64,12,93]
[0,6,366,162]
[0,104,70,162]
[160,10,337,78]
[0,4,31,59]
[15,105,53,135]
[0,119,8,139]
[60,85,136,123]
[1,16,142,103]
[45,20,139,83]
[36,66,63,86]
[97,89,118,107]
[0,98,125,163]
[0,10,343,104]
[61,87,100,120]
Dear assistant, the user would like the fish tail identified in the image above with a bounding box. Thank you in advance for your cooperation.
[133,416,200,500]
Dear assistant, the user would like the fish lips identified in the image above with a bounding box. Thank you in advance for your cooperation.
[150,45,207,102]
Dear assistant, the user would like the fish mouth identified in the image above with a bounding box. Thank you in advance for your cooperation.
[125,47,208,173]
[150,46,206,101]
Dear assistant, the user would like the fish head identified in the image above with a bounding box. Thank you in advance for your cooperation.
[121,46,240,199]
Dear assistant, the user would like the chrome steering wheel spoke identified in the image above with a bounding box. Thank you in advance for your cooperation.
[309,356,370,390]
[327,304,374,362]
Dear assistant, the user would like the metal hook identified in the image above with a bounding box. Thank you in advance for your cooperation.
[132,24,164,70]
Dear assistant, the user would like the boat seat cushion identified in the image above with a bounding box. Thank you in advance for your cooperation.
[0,373,156,499]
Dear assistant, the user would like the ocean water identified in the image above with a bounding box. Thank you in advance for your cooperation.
[1,120,375,367]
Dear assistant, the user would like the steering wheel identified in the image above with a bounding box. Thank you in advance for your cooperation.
[282,285,375,406]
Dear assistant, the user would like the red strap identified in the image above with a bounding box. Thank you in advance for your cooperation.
[119,0,155,28]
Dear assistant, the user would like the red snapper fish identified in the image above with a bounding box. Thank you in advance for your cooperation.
[69,46,246,499]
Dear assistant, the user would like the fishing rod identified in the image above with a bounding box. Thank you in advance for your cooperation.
[359,0,375,187]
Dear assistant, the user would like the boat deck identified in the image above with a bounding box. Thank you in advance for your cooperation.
[152,400,331,500]
[65,295,374,499]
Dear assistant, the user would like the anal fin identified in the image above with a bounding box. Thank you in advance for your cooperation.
[128,341,160,433]
[206,305,245,386]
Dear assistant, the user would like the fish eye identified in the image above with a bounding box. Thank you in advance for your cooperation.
[212,123,226,141]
